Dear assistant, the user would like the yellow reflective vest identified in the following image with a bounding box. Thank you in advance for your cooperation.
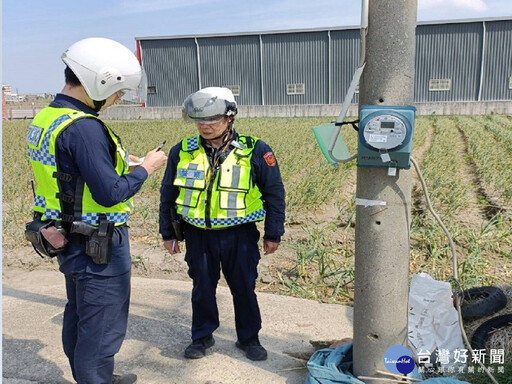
[174,135,265,229]
[27,106,133,225]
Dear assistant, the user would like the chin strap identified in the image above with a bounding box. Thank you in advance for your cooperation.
[93,99,106,112]
[207,122,234,145]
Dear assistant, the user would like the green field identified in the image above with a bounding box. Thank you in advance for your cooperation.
[3,115,512,303]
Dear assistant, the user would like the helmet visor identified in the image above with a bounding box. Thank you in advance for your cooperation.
[194,116,225,125]
[182,93,227,120]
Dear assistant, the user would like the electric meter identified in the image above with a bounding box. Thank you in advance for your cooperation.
[357,105,416,170]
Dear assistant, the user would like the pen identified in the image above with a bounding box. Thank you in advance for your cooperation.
[156,140,167,152]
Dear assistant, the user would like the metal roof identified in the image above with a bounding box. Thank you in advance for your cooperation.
[135,16,512,41]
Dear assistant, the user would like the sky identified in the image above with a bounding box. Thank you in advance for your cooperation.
[2,0,512,95]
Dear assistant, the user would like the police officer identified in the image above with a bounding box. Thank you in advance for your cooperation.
[26,38,167,383]
[159,87,285,361]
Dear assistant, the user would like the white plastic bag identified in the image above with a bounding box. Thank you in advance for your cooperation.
[408,273,465,368]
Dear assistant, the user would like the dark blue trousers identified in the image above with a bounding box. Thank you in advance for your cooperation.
[62,271,131,384]
[184,222,262,344]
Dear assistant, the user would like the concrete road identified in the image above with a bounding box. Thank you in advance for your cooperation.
[2,269,353,384]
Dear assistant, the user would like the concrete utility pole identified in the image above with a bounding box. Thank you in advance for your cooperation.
[353,0,417,382]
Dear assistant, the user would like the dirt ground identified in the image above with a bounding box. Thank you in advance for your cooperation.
[2,195,352,298]
[3,218,511,376]
[1,226,317,297]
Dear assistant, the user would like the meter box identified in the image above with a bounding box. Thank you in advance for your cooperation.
[357,105,416,169]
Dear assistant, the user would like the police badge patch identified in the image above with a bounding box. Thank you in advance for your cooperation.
[263,152,277,167]
[27,124,44,146]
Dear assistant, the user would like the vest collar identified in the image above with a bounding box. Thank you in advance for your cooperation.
[185,132,246,153]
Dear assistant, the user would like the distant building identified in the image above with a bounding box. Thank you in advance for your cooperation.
[135,17,512,107]
[2,84,19,101]
[2,84,13,93]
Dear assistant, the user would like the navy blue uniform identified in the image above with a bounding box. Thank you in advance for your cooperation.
[159,132,285,343]
[50,94,148,383]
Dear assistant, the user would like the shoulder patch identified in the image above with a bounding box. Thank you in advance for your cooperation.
[27,124,44,146]
[263,151,277,167]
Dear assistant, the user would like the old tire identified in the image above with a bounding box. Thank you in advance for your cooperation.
[459,286,507,321]
[471,314,512,350]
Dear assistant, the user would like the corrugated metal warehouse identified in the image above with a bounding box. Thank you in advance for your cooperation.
[136,17,512,108]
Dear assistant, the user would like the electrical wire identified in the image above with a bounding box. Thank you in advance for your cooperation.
[326,8,367,164]
[410,156,500,384]
[410,157,457,276]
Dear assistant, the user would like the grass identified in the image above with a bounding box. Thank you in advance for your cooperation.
[5,114,512,382]
[3,116,512,304]
[457,116,512,205]
[409,116,511,290]
[281,223,355,303]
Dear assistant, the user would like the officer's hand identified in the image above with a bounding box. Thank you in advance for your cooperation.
[128,154,144,171]
[263,240,279,255]
[141,148,167,175]
[128,154,142,163]
[163,239,180,254]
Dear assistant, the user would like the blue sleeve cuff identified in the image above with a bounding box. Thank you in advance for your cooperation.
[263,234,281,243]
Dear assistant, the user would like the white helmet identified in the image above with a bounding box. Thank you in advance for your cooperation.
[182,87,238,122]
[62,37,145,101]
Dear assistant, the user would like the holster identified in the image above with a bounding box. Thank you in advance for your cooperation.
[25,215,68,258]
[171,210,185,241]
[172,219,185,241]
[85,216,114,265]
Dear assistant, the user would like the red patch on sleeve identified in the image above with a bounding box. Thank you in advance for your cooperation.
[263,152,277,167]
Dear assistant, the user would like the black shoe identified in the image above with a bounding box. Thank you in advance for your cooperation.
[236,337,268,361]
[184,335,215,359]
[112,373,137,384]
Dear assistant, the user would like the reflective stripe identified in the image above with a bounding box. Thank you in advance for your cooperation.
[182,208,266,227]
[33,198,130,224]
[45,208,61,220]
[227,209,237,218]
[226,191,239,217]
[183,189,194,207]
[231,165,241,188]
[34,195,46,208]
[174,158,206,190]
[185,164,200,187]
[81,212,129,224]
[175,135,265,229]
[28,115,71,166]
[28,107,133,226]
[185,136,199,151]
[227,191,238,209]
